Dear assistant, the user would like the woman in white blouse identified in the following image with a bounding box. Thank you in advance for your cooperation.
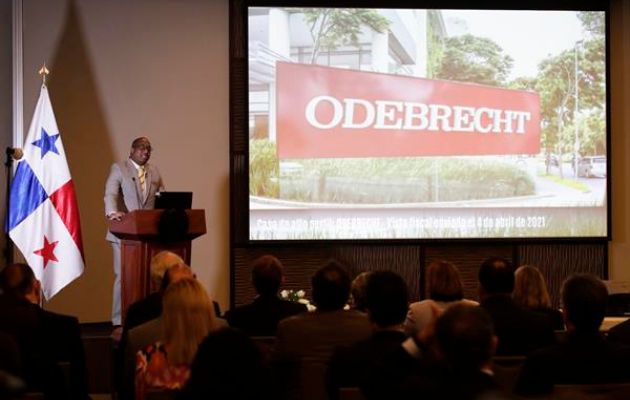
[404,260,478,337]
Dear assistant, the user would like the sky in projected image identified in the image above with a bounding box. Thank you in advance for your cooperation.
[441,10,584,79]
[248,7,607,240]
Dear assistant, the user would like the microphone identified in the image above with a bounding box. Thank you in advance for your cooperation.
[6,147,23,160]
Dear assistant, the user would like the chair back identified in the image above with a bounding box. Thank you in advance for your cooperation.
[554,330,568,343]
[553,383,630,400]
[82,335,115,395]
[492,356,526,395]
[339,387,366,400]
[251,336,276,364]
[145,388,179,400]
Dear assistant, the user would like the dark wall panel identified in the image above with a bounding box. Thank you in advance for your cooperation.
[518,244,606,307]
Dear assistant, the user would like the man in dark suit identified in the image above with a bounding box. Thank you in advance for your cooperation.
[326,270,409,399]
[516,274,630,396]
[273,260,371,400]
[0,263,89,399]
[478,257,555,355]
[225,255,306,336]
[401,304,503,400]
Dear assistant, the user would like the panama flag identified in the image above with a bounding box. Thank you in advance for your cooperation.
[7,85,84,299]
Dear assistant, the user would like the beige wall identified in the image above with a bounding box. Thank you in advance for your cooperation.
[8,0,630,321]
[19,0,229,322]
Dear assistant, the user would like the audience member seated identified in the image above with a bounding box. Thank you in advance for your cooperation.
[326,270,409,399]
[606,309,630,346]
[135,277,221,400]
[179,328,274,400]
[478,257,555,356]
[125,265,226,400]
[225,255,306,336]
[349,271,371,312]
[123,252,222,333]
[404,260,477,337]
[515,274,630,396]
[401,304,503,400]
[124,251,184,332]
[273,260,371,400]
[0,263,89,399]
[513,265,564,330]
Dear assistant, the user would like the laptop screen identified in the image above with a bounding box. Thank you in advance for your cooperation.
[155,191,192,209]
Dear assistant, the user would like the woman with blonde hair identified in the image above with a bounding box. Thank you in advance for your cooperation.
[513,265,564,330]
[404,260,478,337]
[135,277,218,399]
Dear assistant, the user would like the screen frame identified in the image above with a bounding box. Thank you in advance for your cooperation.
[231,0,612,245]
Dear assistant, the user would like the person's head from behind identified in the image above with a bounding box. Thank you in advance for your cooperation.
[160,263,194,292]
[513,265,552,309]
[251,255,284,297]
[365,271,408,329]
[426,260,464,302]
[184,328,267,399]
[562,274,607,333]
[435,304,497,373]
[311,260,351,311]
[478,257,515,298]
[0,263,40,304]
[163,277,217,364]
[350,271,371,311]
[150,251,184,291]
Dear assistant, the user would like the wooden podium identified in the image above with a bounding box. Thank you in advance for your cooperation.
[108,209,206,321]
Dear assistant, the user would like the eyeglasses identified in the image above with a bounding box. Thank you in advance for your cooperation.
[133,144,152,152]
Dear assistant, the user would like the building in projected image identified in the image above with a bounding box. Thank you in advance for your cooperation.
[248,7,446,141]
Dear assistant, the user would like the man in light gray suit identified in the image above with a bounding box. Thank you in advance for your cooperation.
[104,137,164,326]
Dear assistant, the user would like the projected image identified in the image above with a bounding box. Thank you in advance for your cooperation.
[248,7,607,240]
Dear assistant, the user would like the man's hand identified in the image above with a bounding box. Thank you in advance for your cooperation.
[107,211,125,221]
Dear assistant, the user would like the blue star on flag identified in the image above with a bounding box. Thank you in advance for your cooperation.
[32,127,60,159]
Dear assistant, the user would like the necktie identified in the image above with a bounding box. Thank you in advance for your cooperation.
[138,166,146,195]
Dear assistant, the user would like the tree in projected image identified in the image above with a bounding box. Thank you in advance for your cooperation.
[509,12,605,175]
[295,8,390,65]
[434,34,514,87]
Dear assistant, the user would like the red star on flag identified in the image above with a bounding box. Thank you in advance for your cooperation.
[34,236,59,269]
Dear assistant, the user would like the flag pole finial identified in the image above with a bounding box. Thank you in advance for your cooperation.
[38,63,50,86]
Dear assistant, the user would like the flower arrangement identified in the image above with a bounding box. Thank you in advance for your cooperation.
[280,289,316,311]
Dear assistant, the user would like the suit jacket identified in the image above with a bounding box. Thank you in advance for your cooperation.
[273,309,371,400]
[326,330,408,399]
[104,159,164,242]
[124,292,222,332]
[0,295,88,399]
[515,330,630,396]
[606,318,630,346]
[481,294,555,356]
[225,295,307,336]
[38,308,89,400]
[401,368,502,400]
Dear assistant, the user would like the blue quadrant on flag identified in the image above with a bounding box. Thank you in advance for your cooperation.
[7,161,48,231]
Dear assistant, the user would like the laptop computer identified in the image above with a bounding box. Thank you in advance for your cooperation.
[154,191,192,209]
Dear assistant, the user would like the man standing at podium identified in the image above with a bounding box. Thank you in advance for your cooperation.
[104,137,164,327]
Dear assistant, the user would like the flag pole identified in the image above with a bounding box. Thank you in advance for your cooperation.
[38,63,49,87]
[4,148,15,264]
[37,63,49,306]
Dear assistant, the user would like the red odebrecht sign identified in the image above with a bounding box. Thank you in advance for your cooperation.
[275,62,541,158]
